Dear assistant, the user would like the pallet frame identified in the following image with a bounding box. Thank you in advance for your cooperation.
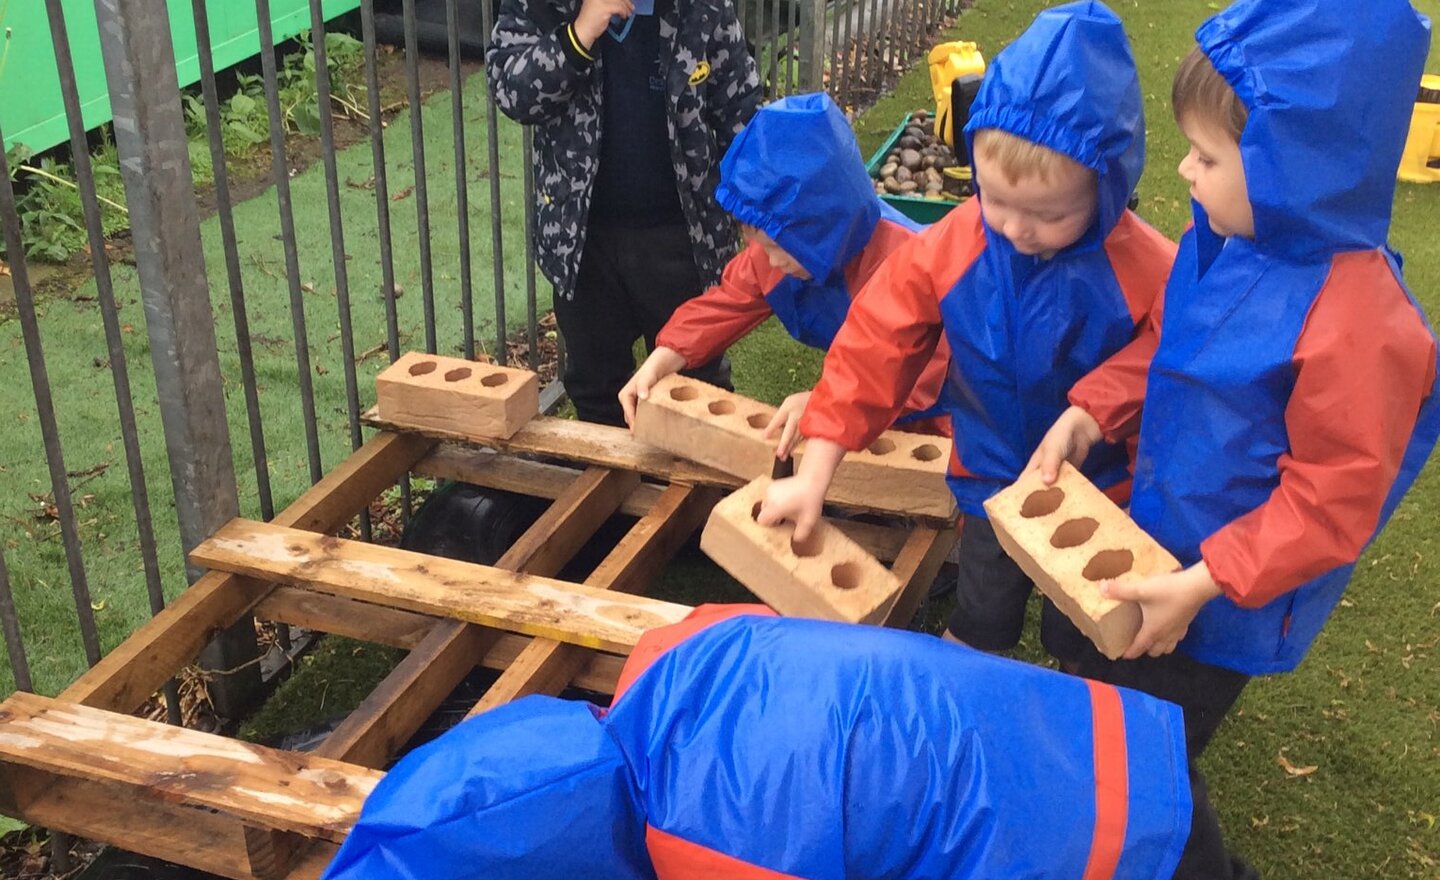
[0,420,956,879]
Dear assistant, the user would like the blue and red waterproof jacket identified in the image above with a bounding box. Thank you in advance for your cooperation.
[1071,0,1439,675]
[321,606,1192,880]
[799,1,1174,517]
[655,93,950,430]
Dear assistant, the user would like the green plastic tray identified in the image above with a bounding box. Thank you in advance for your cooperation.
[864,113,966,225]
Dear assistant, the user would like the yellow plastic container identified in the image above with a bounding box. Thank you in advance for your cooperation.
[1398,74,1440,184]
[928,42,986,146]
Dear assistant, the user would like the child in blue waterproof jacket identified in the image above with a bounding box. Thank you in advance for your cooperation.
[1032,1,1439,876]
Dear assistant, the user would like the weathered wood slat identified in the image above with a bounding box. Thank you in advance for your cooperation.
[0,767,255,879]
[365,408,955,523]
[469,483,719,717]
[882,525,958,628]
[192,519,691,654]
[314,468,639,769]
[245,587,628,692]
[0,693,378,843]
[60,432,436,714]
[415,442,914,562]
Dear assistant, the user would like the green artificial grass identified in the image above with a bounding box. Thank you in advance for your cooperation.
[2,1,1439,873]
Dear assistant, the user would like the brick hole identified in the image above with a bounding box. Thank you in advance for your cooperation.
[830,562,862,590]
[791,532,824,558]
[1050,517,1099,549]
[911,444,942,462]
[670,385,699,402]
[868,438,896,455]
[1020,487,1065,518]
[444,367,472,382]
[481,373,508,387]
[709,400,736,416]
[746,413,770,430]
[408,361,437,377]
[1082,549,1134,582]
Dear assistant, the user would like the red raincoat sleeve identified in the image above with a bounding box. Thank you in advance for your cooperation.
[1201,250,1438,608]
[1068,212,1177,443]
[656,241,785,369]
[800,200,984,450]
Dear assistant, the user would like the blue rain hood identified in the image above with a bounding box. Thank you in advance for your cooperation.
[321,699,653,880]
[1196,0,1430,260]
[962,0,1144,246]
[715,93,882,283]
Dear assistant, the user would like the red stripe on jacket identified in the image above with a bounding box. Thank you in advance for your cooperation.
[646,825,803,880]
[1081,680,1129,880]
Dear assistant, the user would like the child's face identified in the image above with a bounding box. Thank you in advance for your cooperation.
[741,225,811,280]
[974,160,1097,259]
[1177,115,1254,239]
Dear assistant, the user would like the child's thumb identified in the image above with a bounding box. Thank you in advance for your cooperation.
[1099,578,1138,602]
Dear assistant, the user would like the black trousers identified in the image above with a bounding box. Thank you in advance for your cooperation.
[555,221,732,427]
[1044,604,1260,880]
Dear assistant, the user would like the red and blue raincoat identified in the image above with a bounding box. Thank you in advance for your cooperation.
[1071,0,1440,675]
[799,1,1174,517]
[655,92,949,430]
[321,606,1192,879]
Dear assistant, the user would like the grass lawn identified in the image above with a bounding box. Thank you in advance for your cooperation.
[0,67,535,697]
[2,0,1439,874]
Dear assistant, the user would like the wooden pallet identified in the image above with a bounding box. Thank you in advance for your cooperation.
[0,419,956,879]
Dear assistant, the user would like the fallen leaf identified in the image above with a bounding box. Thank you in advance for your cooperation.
[1277,752,1318,777]
[392,185,415,202]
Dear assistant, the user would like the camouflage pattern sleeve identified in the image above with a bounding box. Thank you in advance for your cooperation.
[486,0,595,125]
[703,1,762,155]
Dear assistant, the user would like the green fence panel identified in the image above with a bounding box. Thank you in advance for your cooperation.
[0,0,360,153]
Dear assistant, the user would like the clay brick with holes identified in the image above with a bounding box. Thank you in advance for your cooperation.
[801,431,955,520]
[699,476,902,624]
[376,351,540,439]
[983,462,1181,659]
[634,374,955,518]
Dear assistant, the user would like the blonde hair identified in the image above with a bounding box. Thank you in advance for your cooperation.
[972,128,1092,185]
[1172,45,1247,141]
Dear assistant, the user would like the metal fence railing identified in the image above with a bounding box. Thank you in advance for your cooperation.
[0,0,963,737]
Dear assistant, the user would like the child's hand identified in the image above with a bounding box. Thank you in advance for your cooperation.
[574,0,635,47]
[763,391,812,461]
[757,473,826,543]
[757,437,846,543]
[1101,562,1223,660]
[619,347,687,429]
[1027,405,1103,484]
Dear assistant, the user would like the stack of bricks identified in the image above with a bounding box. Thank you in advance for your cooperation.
[700,476,902,625]
[634,374,954,518]
[376,351,540,439]
[983,462,1180,659]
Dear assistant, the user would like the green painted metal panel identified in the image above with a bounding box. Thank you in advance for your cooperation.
[0,0,359,154]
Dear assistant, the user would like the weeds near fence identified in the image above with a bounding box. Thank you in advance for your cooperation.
[2,28,367,265]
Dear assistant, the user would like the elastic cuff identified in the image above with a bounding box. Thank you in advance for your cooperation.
[559,21,596,67]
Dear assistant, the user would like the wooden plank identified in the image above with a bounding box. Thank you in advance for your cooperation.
[253,588,436,650]
[881,525,958,628]
[313,467,640,769]
[469,484,720,717]
[313,622,498,770]
[192,519,691,655]
[61,431,435,713]
[0,767,254,879]
[364,408,955,524]
[416,442,913,562]
[0,693,379,843]
[246,587,627,692]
